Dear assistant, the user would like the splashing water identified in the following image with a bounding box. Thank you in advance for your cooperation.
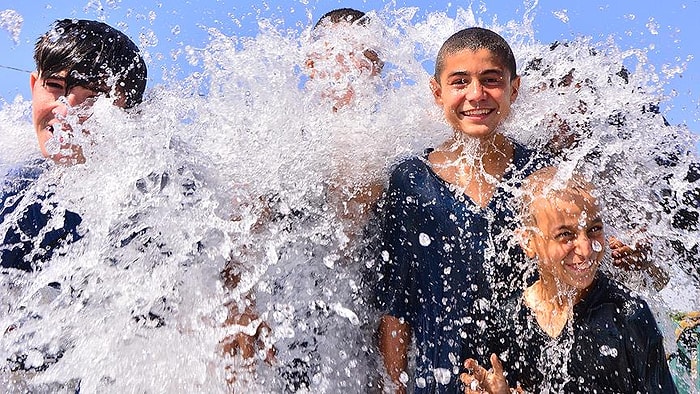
[0,4,698,393]
[0,9,22,45]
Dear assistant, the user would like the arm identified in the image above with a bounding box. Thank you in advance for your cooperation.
[219,263,275,363]
[378,315,411,394]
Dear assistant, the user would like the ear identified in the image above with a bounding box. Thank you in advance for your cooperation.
[430,77,443,106]
[30,71,39,94]
[516,227,537,259]
[510,75,521,103]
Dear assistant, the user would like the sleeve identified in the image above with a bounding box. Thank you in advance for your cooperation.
[376,164,419,323]
[624,299,678,394]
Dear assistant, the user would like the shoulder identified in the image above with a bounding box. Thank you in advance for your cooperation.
[585,274,659,329]
[387,155,435,191]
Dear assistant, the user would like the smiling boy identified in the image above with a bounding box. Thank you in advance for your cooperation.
[31,19,146,165]
[461,167,677,393]
[0,19,146,272]
[377,27,547,393]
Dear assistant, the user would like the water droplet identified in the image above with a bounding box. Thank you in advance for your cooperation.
[433,368,451,385]
[418,232,431,246]
[399,372,409,384]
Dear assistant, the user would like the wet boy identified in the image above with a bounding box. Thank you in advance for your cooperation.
[461,167,677,393]
[377,27,547,393]
[0,19,146,271]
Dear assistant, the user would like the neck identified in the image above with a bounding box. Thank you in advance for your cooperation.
[438,133,511,174]
[531,279,580,310]
[524,280,579,338]
[428,132,514,208]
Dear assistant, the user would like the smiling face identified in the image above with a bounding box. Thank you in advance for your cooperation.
[524,193,605,294]
[430,48,520,139]
[30,70,123,164]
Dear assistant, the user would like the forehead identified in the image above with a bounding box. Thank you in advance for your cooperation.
[532,194,600,228]
[439,48,508,78]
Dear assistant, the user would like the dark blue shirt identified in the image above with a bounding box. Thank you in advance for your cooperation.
[495,274,677,393]
[0,160,82,271]
[378,143,547,393]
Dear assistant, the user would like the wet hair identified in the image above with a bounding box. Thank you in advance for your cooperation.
[34,19,147,109]
[434,27,517,82]
[520,167,598,227]
[313,8,368,29]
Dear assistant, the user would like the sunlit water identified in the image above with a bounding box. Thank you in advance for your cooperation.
[0,5,698,393]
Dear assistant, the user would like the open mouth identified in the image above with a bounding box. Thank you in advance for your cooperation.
[461,108,493,117]
[566,259,594,273]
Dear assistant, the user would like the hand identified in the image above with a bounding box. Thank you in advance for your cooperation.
[609,236,652,270]
[461,354,510,394]
[220,308,276,364]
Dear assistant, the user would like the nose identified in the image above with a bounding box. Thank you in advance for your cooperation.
[574,234,594,259]
[464,80,486,102]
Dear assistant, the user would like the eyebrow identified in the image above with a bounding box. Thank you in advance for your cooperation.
[44,73,111,93]
[446,68,505,79]
[588,217,604,226]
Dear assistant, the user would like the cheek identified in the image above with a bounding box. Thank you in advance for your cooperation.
[441,90,463,109]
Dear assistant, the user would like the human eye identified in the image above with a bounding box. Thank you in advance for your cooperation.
[449,77,469,88]
[42,78,66,94]
[481,75,504,88]
[554,230,576,243]
[587,223,604,236]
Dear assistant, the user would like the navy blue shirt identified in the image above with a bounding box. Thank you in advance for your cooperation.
[0,160,82,271]
[378,143,547,393]
[494,274,677,393]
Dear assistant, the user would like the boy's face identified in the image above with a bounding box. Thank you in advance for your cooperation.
[431,48,520,139]
[306,24,382,110]
[526,193,605,291]
[30,70,124,164]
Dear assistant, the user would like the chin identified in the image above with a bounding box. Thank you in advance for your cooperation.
[456,127,497,140]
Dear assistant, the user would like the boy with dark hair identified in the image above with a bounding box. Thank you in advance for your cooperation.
[377,27,547,393]
[461,166,677,393]
[31,18,147,164]
[1,19,147,272]
[306,7,383,112]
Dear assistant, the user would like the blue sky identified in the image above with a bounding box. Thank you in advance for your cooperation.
[1,0,699,145]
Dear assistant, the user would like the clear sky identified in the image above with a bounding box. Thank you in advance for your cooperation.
[1,0,699,147]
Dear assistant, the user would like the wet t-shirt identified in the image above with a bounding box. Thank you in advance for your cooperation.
[496,274,677,394]
[0,160,82,271]
[378,143,546,393]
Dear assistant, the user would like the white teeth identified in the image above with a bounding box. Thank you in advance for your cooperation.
[464,109,490,116]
